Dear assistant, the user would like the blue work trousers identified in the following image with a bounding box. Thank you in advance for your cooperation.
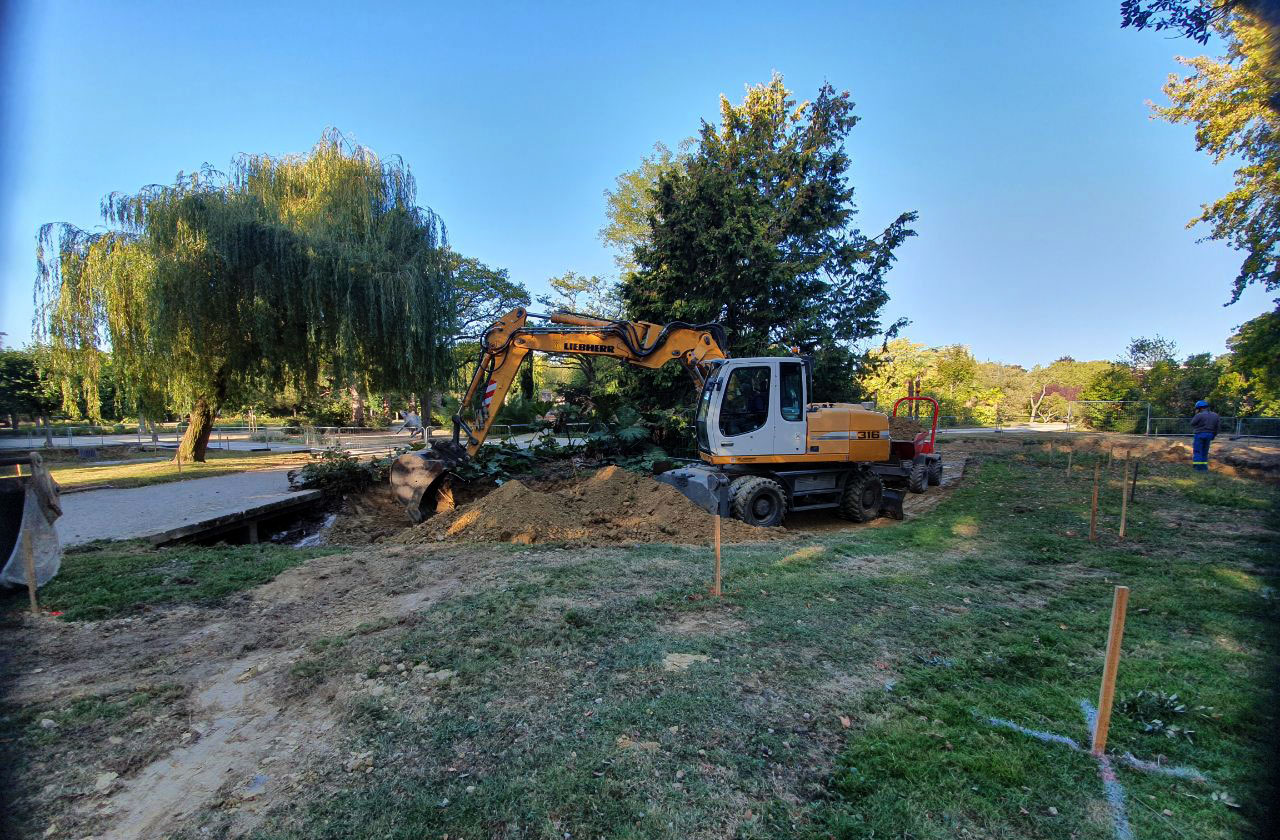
[1192,432,1212,472]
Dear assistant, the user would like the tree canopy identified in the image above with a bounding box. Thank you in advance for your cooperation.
[1152,11,1280,303]
[36,130,455,460]
[621,74,916,407]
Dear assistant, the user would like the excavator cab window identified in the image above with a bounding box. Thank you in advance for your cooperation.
[720,365,771,437]
[780,362,804,421]
[695,376,716,451]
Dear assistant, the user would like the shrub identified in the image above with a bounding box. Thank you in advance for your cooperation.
[288,449,387,495]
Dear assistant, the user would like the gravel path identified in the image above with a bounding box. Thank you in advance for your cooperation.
[55,469,308,546]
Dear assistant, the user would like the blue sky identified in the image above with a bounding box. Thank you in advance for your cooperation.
[2,0,1274,367]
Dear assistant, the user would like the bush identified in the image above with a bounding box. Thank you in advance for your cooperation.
[288,449,387,495]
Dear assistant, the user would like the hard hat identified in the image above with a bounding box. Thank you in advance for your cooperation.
[1195,399,1209,408]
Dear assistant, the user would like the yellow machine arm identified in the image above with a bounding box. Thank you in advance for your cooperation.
[452,307,727,454]
[390,307,727,520]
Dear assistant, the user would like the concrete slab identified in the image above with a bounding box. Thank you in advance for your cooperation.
[55,469,321,546]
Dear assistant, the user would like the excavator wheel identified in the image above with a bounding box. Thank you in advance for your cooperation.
[839,470,883,523]
[730,476,786,528]
[927,460,943,486]
[907,461,928,494]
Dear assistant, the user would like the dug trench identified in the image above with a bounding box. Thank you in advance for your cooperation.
[0,455,973,839]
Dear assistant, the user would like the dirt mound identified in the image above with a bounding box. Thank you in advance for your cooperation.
[889,416,925,440]
[390,465,786,546]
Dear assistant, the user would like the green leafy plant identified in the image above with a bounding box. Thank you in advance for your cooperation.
[289,448,387,495]
[1118,689,1201,742]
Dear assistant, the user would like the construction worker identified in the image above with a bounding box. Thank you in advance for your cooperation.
[1190,399,1220,472]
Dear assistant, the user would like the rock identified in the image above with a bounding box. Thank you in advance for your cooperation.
[369,684,387,697]
[378,664,392,674]
[93,771,119,793]
[43,822,58,837]
[107,736,124,745]
[420,669,455,683]
[39,719,57,730]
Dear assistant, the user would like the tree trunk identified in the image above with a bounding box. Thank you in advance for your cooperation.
[350,386,366,427]
[177,397,216,463]
[41,415,53,448]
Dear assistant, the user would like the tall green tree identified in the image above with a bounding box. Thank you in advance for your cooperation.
[600,142,691,274]
[622,75,916,407]
[36,130,455,461]
[0,349,60,437]
[1152,12,1280,303]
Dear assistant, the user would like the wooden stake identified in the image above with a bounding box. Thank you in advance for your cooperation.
[1118,460,1131,541]
[1089,463,1100,542]
[1129,459,1139,503]
[712,514,722,597]
[23,533,39,615]
[1092,585,1130,755]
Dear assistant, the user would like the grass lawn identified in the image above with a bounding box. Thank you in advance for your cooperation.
[4,541,337,621]
[50,449,310,491]
[246,448,1277,840]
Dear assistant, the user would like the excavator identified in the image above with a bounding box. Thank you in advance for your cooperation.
[390,308,940,527]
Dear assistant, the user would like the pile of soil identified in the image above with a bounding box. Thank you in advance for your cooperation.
[888,416,925,440]
[390,465,786,546]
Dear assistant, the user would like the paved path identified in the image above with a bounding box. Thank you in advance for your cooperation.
[56,469,314,546]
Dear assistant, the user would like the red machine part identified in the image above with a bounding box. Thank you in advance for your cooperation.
[891,396,939,455]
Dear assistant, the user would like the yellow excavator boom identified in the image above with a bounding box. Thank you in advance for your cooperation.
[391,307,727,520]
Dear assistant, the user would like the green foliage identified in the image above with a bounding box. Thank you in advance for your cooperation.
[0,349,60,421]
[599,141,691,274]
[622,74,916,409]
[1153,12,1280,302]
[36,129,456,459]
[448,441,539,483]
[1227,307,1280,410]
[289,448,389,495]
[451,252,530,339]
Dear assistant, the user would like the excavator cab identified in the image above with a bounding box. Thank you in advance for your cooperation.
[695,357,811,460]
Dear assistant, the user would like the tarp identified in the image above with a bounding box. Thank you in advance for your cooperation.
[0,457,63,588]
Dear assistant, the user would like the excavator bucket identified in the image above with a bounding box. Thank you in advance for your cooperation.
[1,452,63,590]
[389,440,468,523]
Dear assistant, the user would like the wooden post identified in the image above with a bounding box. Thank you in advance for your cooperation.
[1129,459,1139,503]
[712,514,722,597]
[1089,463,1100,542]
[1118,460,1131,541]
[23,533,39,615]
[1092,585,1130,755]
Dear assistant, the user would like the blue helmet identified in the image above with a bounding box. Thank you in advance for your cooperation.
[1195,399,1209,409]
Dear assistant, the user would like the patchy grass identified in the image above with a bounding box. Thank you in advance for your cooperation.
[0,683,191,840]
[7,541,338,621]
[51,450,309,491]
[244,449,1277,840]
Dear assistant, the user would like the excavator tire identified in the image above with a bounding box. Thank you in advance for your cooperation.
[730,476,786,527]
[839,470,883,523]
[927,460,943,486]
[908,461,928,494]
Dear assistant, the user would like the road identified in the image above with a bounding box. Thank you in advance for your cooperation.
[55,469,313,546]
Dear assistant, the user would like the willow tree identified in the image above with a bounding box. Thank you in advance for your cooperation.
[36,130,455,461]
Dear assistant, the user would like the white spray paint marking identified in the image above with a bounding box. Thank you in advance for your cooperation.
[1080,701,1135,840]
[978,700,1212,840]
[985,715,1081,750]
